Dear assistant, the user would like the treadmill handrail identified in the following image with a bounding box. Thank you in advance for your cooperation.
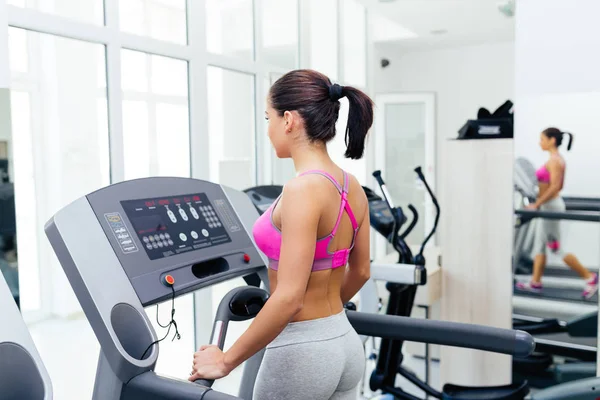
[346,311,535,357]
[515,209,600,223]
[123,371,240,399]
[564,196,600,203]
[564,200,600,211]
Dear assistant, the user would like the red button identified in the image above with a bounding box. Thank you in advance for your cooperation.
[164,275,175,286]
[243,254,251,263]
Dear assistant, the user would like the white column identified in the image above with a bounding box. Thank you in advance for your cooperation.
[440,139,513,385]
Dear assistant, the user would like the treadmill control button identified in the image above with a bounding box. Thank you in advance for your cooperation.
[163,275,175,286]
[167,210,177,223]
[179,208,189,221]
[243,254,251,263]
[179,233,187,242]
[191,231,199,240]
[190,207,200,219]
[165,233,170,239]
[202,229,209,237]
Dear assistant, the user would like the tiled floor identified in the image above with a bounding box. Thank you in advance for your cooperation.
[27,314,440,399]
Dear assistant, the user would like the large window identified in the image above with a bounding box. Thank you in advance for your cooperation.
[308,0,338,80]
[121,50,190,180]
[341,0,367,87]
[7,0,104,25]
[120,0,187,44]
[206,0,254,60]
[261,0,298,69]
[207,66,256,190]
[9,28,110,315]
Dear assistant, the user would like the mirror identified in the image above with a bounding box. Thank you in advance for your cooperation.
[512,0,600,389]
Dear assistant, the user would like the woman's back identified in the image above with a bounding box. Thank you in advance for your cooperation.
[268,168,368,322]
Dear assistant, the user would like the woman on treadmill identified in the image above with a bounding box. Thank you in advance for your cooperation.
[189,69,374,399]
[516,127,598,299]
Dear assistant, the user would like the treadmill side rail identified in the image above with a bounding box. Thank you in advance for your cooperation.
[531,376,600,400]
[122,371,240,400]
[347,310,535,357]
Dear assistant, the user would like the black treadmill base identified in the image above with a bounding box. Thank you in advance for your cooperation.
[442,381,529,400]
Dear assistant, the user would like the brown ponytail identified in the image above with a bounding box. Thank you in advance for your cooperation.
[269,69,374,160]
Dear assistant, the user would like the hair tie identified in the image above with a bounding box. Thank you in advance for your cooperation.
[328,83,344,101]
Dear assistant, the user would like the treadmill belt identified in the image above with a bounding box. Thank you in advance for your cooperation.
[514,286,598,304]
[545,265,599,279]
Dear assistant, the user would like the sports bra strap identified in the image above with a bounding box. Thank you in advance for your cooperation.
[298,169,358,236]
[299,170,342,193]
[345,200,359,230]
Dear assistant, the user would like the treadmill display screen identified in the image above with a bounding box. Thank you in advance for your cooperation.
[121,193,232,260]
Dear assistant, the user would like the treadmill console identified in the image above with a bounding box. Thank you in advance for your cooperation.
[121,192,232,260]
[48,177,266,307]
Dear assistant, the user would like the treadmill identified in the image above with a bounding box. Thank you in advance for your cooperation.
[0,273,53,399]
[513,209,600,304]
[45,177,535,400]
[513,157,600,281]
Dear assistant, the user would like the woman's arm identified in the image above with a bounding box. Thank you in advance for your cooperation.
[341,202,370,304]
[534,159,564,208]
[220,178,319,372]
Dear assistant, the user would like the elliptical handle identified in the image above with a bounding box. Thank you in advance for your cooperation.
[399,204,419,240]
[372,170,396,209]
[414,166,440,258]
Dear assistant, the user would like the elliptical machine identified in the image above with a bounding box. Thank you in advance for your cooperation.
[366,168,530,400]
[366,167,443,399]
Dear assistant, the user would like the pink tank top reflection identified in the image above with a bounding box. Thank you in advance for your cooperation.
[252,170,359,271]
[536,155,565,184]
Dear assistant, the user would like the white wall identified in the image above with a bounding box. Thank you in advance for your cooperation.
[515,0,600,268]
[374,41,515,226]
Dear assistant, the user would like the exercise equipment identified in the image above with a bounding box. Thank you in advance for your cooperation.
[242,185,283,216]
[530,376,600,399]
[46,176,535,400]
[0,271,53,399]
[513,157,600,280]
[457,100,514,139]
[367,168,442,399]
[513,311,597,388]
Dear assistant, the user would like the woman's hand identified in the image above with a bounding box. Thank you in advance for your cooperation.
[526,203,539,210]
[188,345,231,382]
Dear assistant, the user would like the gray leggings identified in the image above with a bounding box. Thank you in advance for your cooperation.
[533,197,566,256]
[253,311,365,400]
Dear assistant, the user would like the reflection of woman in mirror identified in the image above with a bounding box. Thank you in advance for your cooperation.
[517,128,598,299]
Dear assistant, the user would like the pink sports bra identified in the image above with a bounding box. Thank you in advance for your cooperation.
[536,155,565,184]
[252,170,359,271]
